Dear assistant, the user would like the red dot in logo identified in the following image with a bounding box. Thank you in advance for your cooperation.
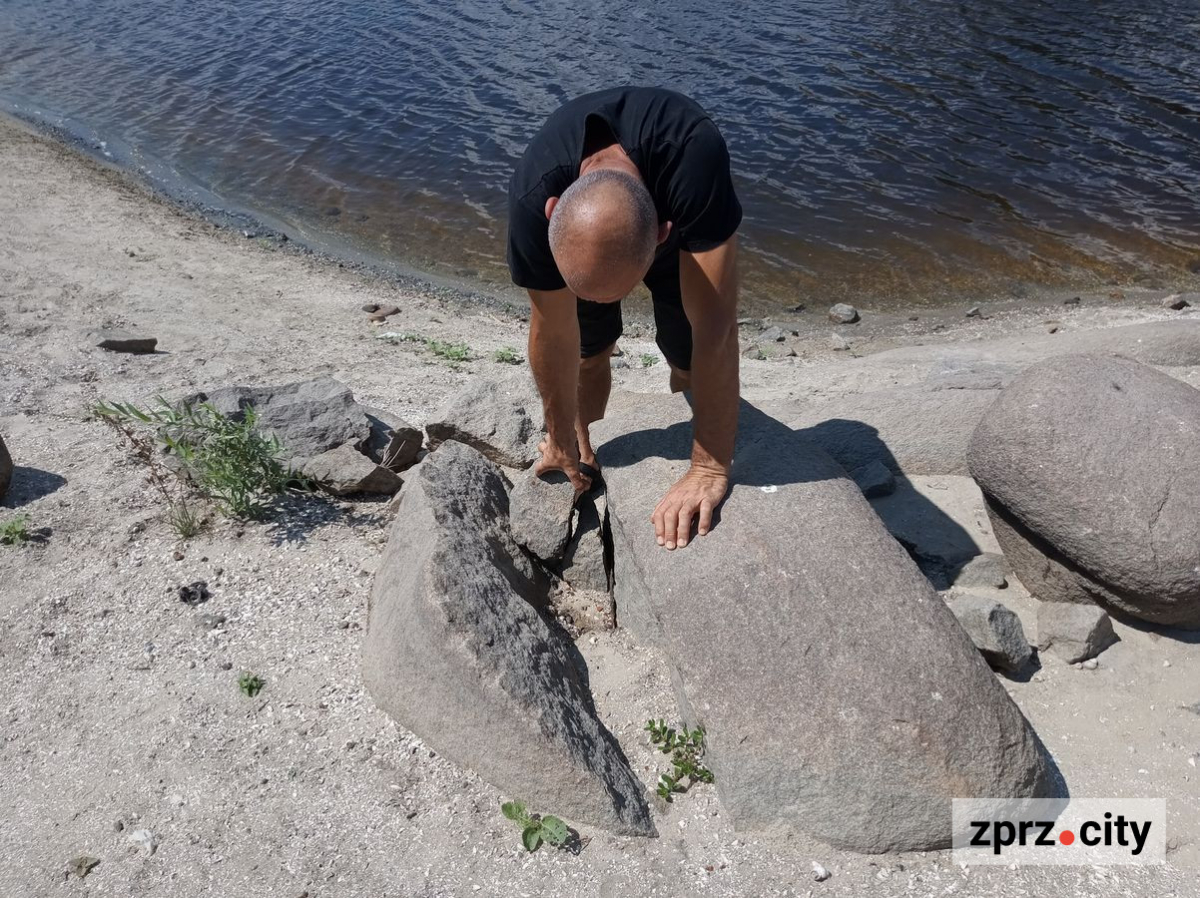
[1059,830,1075,846]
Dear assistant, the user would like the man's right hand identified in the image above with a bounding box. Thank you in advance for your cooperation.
[535,439,592,495]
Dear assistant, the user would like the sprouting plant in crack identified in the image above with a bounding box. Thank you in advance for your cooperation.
[500,800,571,852]
[646,719,714,802]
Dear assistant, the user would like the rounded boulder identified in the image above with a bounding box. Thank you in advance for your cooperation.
[968,354,1200,628]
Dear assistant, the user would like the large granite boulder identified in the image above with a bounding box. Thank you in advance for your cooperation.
[765,387,998,476]
[0,435,12,501]
[969,355,1200,628]
[425,374,544,468]
[362,442,652,835]
[825,320,1200,394]
[593,393,1058,852]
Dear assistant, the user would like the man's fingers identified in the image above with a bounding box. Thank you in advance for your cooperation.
[569,468,592,495]
[651,503,666,546]
[674,506,695,549]
[661,501,678,549]
[697,498,714,536]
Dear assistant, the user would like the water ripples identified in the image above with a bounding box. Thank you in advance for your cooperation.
[1,0,1198,308]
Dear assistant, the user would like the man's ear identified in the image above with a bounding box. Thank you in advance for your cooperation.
[657,221,673,245]
[545,196,559,221]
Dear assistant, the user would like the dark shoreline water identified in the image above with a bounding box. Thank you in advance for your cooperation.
[3,0,1199,312]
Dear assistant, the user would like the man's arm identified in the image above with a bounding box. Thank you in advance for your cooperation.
[652,235,740,549]
[527,287,591,492]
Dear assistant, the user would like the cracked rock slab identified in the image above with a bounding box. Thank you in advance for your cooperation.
[362,442,652,835]
[425,374,544,468]
[594,392,1058,853]
[969,355,1200,628]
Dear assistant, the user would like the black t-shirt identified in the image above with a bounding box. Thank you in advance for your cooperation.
[507,86,742,291]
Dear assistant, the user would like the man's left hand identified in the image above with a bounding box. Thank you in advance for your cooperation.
[651,466,729,550]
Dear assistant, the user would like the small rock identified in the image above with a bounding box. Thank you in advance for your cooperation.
[509,470,577,563]
[952,553,1008,590]
[786,303,806,313]
[966,306,982,318]
[849,460,895,498]
[1064,296,1081,306]
[1047,325,1060,334]
[1082,658,1099,670]
[195,612,226,631]
[218,660,233,671]
[812,861,832,882]
[68,856,100,879]
[1036,603,1117,664]
[1164,294,1194,311]
[830,333,851,352]
[301,442,403,496]
[741,344,766,360]
[948,594,1032,673]
[361,303,380,313]
[760,325,786,343]
[828,303,860,324]
[368,304,401,322]
[113,819,124,832]
[908,315,919,321]
[173,549,185,561]
[127,829,158,855]
[93,329,158,354]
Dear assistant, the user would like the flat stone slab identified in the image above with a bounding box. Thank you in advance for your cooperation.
[593,393,1058,852]
[765,387,998,476]
[301,442,402,496]
[363,442,651,835]
[92,328,158,354]
[970,354,1200,628]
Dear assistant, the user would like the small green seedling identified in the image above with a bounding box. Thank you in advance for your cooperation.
[501,800,571,852]
[238,672,266,698]
[426,339,474,363]
[493,347,524,365]
[646,719,714,802]
[640,353,659,368]
[0,515,30,545]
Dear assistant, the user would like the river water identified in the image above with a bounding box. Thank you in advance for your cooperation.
[2,0,1198,310]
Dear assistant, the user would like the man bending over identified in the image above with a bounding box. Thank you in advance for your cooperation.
[507,86,742,551]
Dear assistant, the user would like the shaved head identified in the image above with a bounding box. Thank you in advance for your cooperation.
[548,169,659,302]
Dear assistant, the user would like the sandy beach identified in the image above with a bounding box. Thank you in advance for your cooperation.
[2,113,1199,897]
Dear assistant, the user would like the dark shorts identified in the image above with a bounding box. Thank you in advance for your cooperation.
[577,239,692,371]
